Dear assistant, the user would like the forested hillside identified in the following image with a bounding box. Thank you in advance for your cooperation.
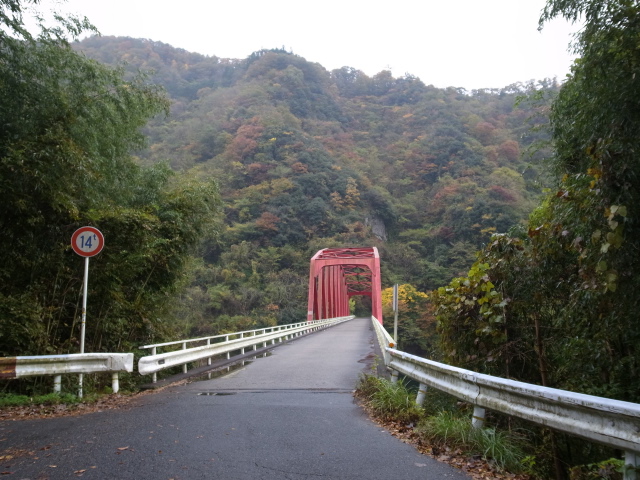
[76,36,557,340]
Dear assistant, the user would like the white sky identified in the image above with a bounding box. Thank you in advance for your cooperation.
[34,0,579,90]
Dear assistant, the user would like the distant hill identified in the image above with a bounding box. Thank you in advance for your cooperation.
[75,36,558,332]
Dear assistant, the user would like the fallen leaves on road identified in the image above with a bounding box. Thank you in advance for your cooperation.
[0,448,37,463]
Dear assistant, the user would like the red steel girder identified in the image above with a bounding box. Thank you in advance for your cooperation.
[307,247,383,324]
[315,248,376,259]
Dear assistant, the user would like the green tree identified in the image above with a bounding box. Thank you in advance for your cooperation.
[0,1,221,357]
[433,3,640,473]
[381,284,436,356]
[435,0,640,402]
[534,0,640,401]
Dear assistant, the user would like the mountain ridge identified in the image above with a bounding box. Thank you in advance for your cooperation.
[74,35,557,335]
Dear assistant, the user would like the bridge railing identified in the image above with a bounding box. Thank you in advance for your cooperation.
[139,316,355,381]
[0,353,133,395]
[370,317,640,479]
[371,315,395,365]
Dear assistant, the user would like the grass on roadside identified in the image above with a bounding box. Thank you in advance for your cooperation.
[356,373,530,475]
[417,410,528,473]
[0,392,98,407]
[357,373,423,423]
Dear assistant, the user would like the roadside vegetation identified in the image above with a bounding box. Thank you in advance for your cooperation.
[0,392,82,407]
[356,374,533,479]
[355,373,626,480]
[0,390,136,420]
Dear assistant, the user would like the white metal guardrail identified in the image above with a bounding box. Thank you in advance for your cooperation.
[0,353,134,395]
[139,316,355,379]
[371,315,395,366]
[370,317,640,479]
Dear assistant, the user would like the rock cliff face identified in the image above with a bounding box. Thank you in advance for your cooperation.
[365,216,387,241]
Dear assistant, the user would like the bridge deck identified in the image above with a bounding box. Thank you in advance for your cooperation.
[1,318,470,479]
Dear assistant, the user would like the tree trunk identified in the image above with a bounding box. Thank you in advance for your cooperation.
[534,313,566,479]
[534,314,548,386]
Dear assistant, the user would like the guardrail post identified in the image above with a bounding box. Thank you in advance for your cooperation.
[151,347,157,383]
[240,333,245,355]
[415,383,428,406]
[182,342,187,374]
[112,373,119,394]
[207,339,211,366]
[472,406,486,429]
[625,451,638,480]
[390,370,399,384]
[53,375,61,394]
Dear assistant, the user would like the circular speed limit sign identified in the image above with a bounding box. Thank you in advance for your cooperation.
[71,226,104,257]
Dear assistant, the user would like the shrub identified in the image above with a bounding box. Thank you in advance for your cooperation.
[356,374,423,423]
[417,411,528,473]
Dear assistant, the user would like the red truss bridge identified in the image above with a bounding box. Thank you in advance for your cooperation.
[306,247,383,324]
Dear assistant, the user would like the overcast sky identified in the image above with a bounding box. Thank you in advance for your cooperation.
[34,0,579,91]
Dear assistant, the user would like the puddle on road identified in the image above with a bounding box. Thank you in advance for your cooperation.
[358,352,376,364]
[196,388,353,396]
[197,392,237,396]
[188,352,272,383]
[189,362,250,382]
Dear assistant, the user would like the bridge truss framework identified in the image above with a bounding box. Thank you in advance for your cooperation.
[307,247,383,324]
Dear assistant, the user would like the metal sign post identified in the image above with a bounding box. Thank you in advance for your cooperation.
[71,226,104,398]
[392,284,399,346]
[80,257,89,356]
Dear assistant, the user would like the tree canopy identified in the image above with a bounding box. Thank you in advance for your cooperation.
[433,0,640,413]
[0,0,221,358]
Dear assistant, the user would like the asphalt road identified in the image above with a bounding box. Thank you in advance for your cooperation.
[1,317,470,479]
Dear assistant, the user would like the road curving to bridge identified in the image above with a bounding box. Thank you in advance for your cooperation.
[1,317,470,479]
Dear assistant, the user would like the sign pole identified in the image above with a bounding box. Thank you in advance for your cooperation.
[78,256,89,398]
[80,256,89,355]
[71,226,104,399]
[393,284,399,346]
